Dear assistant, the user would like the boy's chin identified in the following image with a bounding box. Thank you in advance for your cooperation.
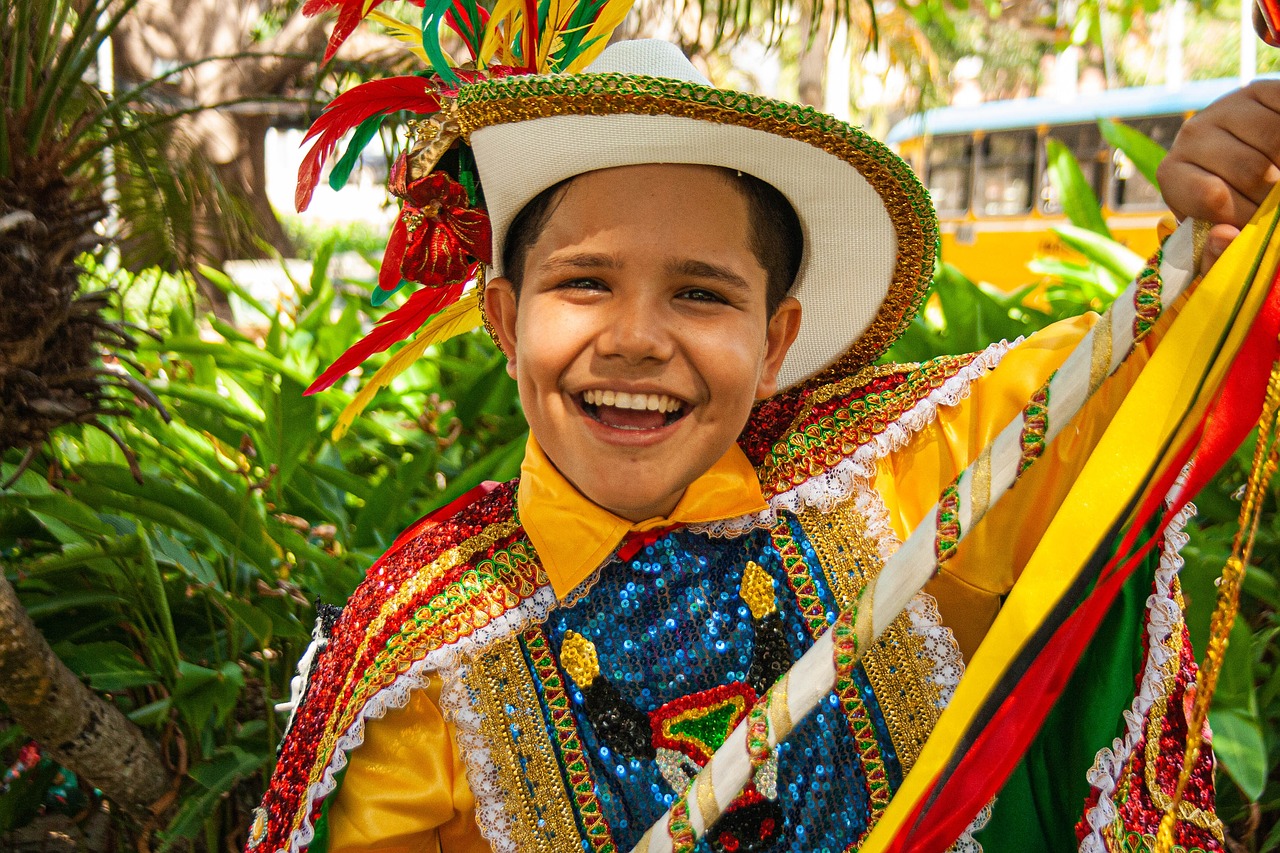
[581,479,686,523]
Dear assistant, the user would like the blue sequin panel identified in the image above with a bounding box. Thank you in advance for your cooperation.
[543,517,906,853]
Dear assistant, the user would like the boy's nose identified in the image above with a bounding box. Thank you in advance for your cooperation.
[595,301,675,363]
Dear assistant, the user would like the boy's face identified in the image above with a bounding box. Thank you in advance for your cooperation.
[486,164,801,523]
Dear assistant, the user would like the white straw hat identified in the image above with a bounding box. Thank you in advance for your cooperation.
[459,39,937,390]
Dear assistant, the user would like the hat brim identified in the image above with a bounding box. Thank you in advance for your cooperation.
[458,73,937,390]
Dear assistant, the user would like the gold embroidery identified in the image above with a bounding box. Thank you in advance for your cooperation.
[1089,309,1114,396]
[467,634,589,852]
[769,672,794,743]
[970,445,992,524]
[1141,580,1225,841]
[796,503,943,771]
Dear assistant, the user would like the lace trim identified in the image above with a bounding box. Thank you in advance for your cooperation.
[281,585,559,853]
[686,506,779,537]
[771,340,1015,516]
[442,663,521,853]
[1076,490,1196,853]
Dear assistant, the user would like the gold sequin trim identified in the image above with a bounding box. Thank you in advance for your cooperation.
[466,633,591,852]
[796,502,943,771]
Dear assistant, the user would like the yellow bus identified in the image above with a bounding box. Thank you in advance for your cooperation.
[886,76,1278,291]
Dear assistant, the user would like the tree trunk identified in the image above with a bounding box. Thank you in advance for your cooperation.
[0,575,171,818]
[797,4,832,107]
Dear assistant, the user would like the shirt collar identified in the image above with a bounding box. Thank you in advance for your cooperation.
[517,434,769,599]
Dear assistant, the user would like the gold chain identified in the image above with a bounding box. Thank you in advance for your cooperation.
[1155,341,1280,851]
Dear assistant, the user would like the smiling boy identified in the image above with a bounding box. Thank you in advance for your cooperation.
[487,164,801,524]
[251,18,1280,853]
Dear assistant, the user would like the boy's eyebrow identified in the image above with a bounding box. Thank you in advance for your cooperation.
[539,252,622,272]
[665,259,751,292]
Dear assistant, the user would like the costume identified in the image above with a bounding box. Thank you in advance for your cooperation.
[251,308,1223,853]
[243,4,1272,850]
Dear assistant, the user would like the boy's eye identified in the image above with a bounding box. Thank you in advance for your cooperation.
[678,287,728,304]
[557,278,608,292]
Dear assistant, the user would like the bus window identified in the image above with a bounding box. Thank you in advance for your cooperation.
[976,130,1036,216]
[1111,115,1181,210]
[1041,123,1106,214]
[925,135,973,216]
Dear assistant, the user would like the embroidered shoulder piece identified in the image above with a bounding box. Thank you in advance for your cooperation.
[250,481,549,853]
[742,352,996,498]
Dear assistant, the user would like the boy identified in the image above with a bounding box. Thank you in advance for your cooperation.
[252,13,1280,853]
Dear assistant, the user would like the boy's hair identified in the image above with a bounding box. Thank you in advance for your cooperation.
[501,168,803,316]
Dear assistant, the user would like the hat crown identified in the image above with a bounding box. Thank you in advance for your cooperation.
[584,39,712,86]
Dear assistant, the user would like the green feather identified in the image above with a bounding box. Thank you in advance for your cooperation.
[328,116,383,192]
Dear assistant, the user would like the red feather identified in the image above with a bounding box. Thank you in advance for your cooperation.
[304,0,426,62]
[378,215,410,294]
[445,1,490,62]
[295,77,442,212]
[522,0,540,71]
[306,281,465,395]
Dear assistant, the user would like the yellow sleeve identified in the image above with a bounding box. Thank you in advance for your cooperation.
[875,306,1177,660]
[326,676,488,853]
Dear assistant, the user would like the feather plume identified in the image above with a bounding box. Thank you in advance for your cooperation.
[366,10,431,61]
[333,290,484,437]
[306,282,465,395]
[296,77,441,212]
[479,0,526,65]
[565,0,634,70]
[446,0,489,62]
[304,0,426,63]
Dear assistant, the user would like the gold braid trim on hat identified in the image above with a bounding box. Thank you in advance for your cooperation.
[453,73,938,379]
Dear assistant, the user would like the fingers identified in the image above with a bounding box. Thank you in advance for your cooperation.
[1159,80,1280,228]
[1199,223,1240,276]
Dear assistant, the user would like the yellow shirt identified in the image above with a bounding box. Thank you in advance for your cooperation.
[327,311,1159,851]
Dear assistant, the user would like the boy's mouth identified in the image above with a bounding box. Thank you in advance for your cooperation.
[577,389,688,431]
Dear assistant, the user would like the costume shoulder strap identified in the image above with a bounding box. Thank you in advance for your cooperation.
[249,479,551,853]
[744,345,1012,499]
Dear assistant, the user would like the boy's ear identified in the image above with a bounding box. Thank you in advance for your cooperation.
[484,277,520,378]
[756,296,802,399]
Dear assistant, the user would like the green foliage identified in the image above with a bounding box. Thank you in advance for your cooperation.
[0,255,524,848]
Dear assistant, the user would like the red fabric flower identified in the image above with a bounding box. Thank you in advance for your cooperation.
[378,169,491,295]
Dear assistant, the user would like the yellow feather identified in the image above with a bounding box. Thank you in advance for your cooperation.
[538,0,576,69]
[565,0,637,71]
[332,291,484,439]
[480,0,524,65]
[366,10,432,62]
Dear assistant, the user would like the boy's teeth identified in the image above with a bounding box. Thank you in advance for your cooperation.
[583,390,681,413]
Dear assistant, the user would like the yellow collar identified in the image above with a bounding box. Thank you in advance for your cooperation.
[517,434,769,599]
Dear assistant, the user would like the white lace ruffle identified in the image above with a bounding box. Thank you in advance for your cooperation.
[687,506,779,538]
[281,584,559,853]
[770,340,1015,517]
[1076,487,1196,853]
[442,665,521,853]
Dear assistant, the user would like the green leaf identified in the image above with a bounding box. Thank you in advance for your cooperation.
[54,640,160,691]
[1206,618,1266,800]
[1099,118,1167,188]
[1209,706,1267,801]
[220,595,274,646]
[1045,138,1110,238]
[159,745,266,847]
[171,660,244,737]
[1052,224,1145,284]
